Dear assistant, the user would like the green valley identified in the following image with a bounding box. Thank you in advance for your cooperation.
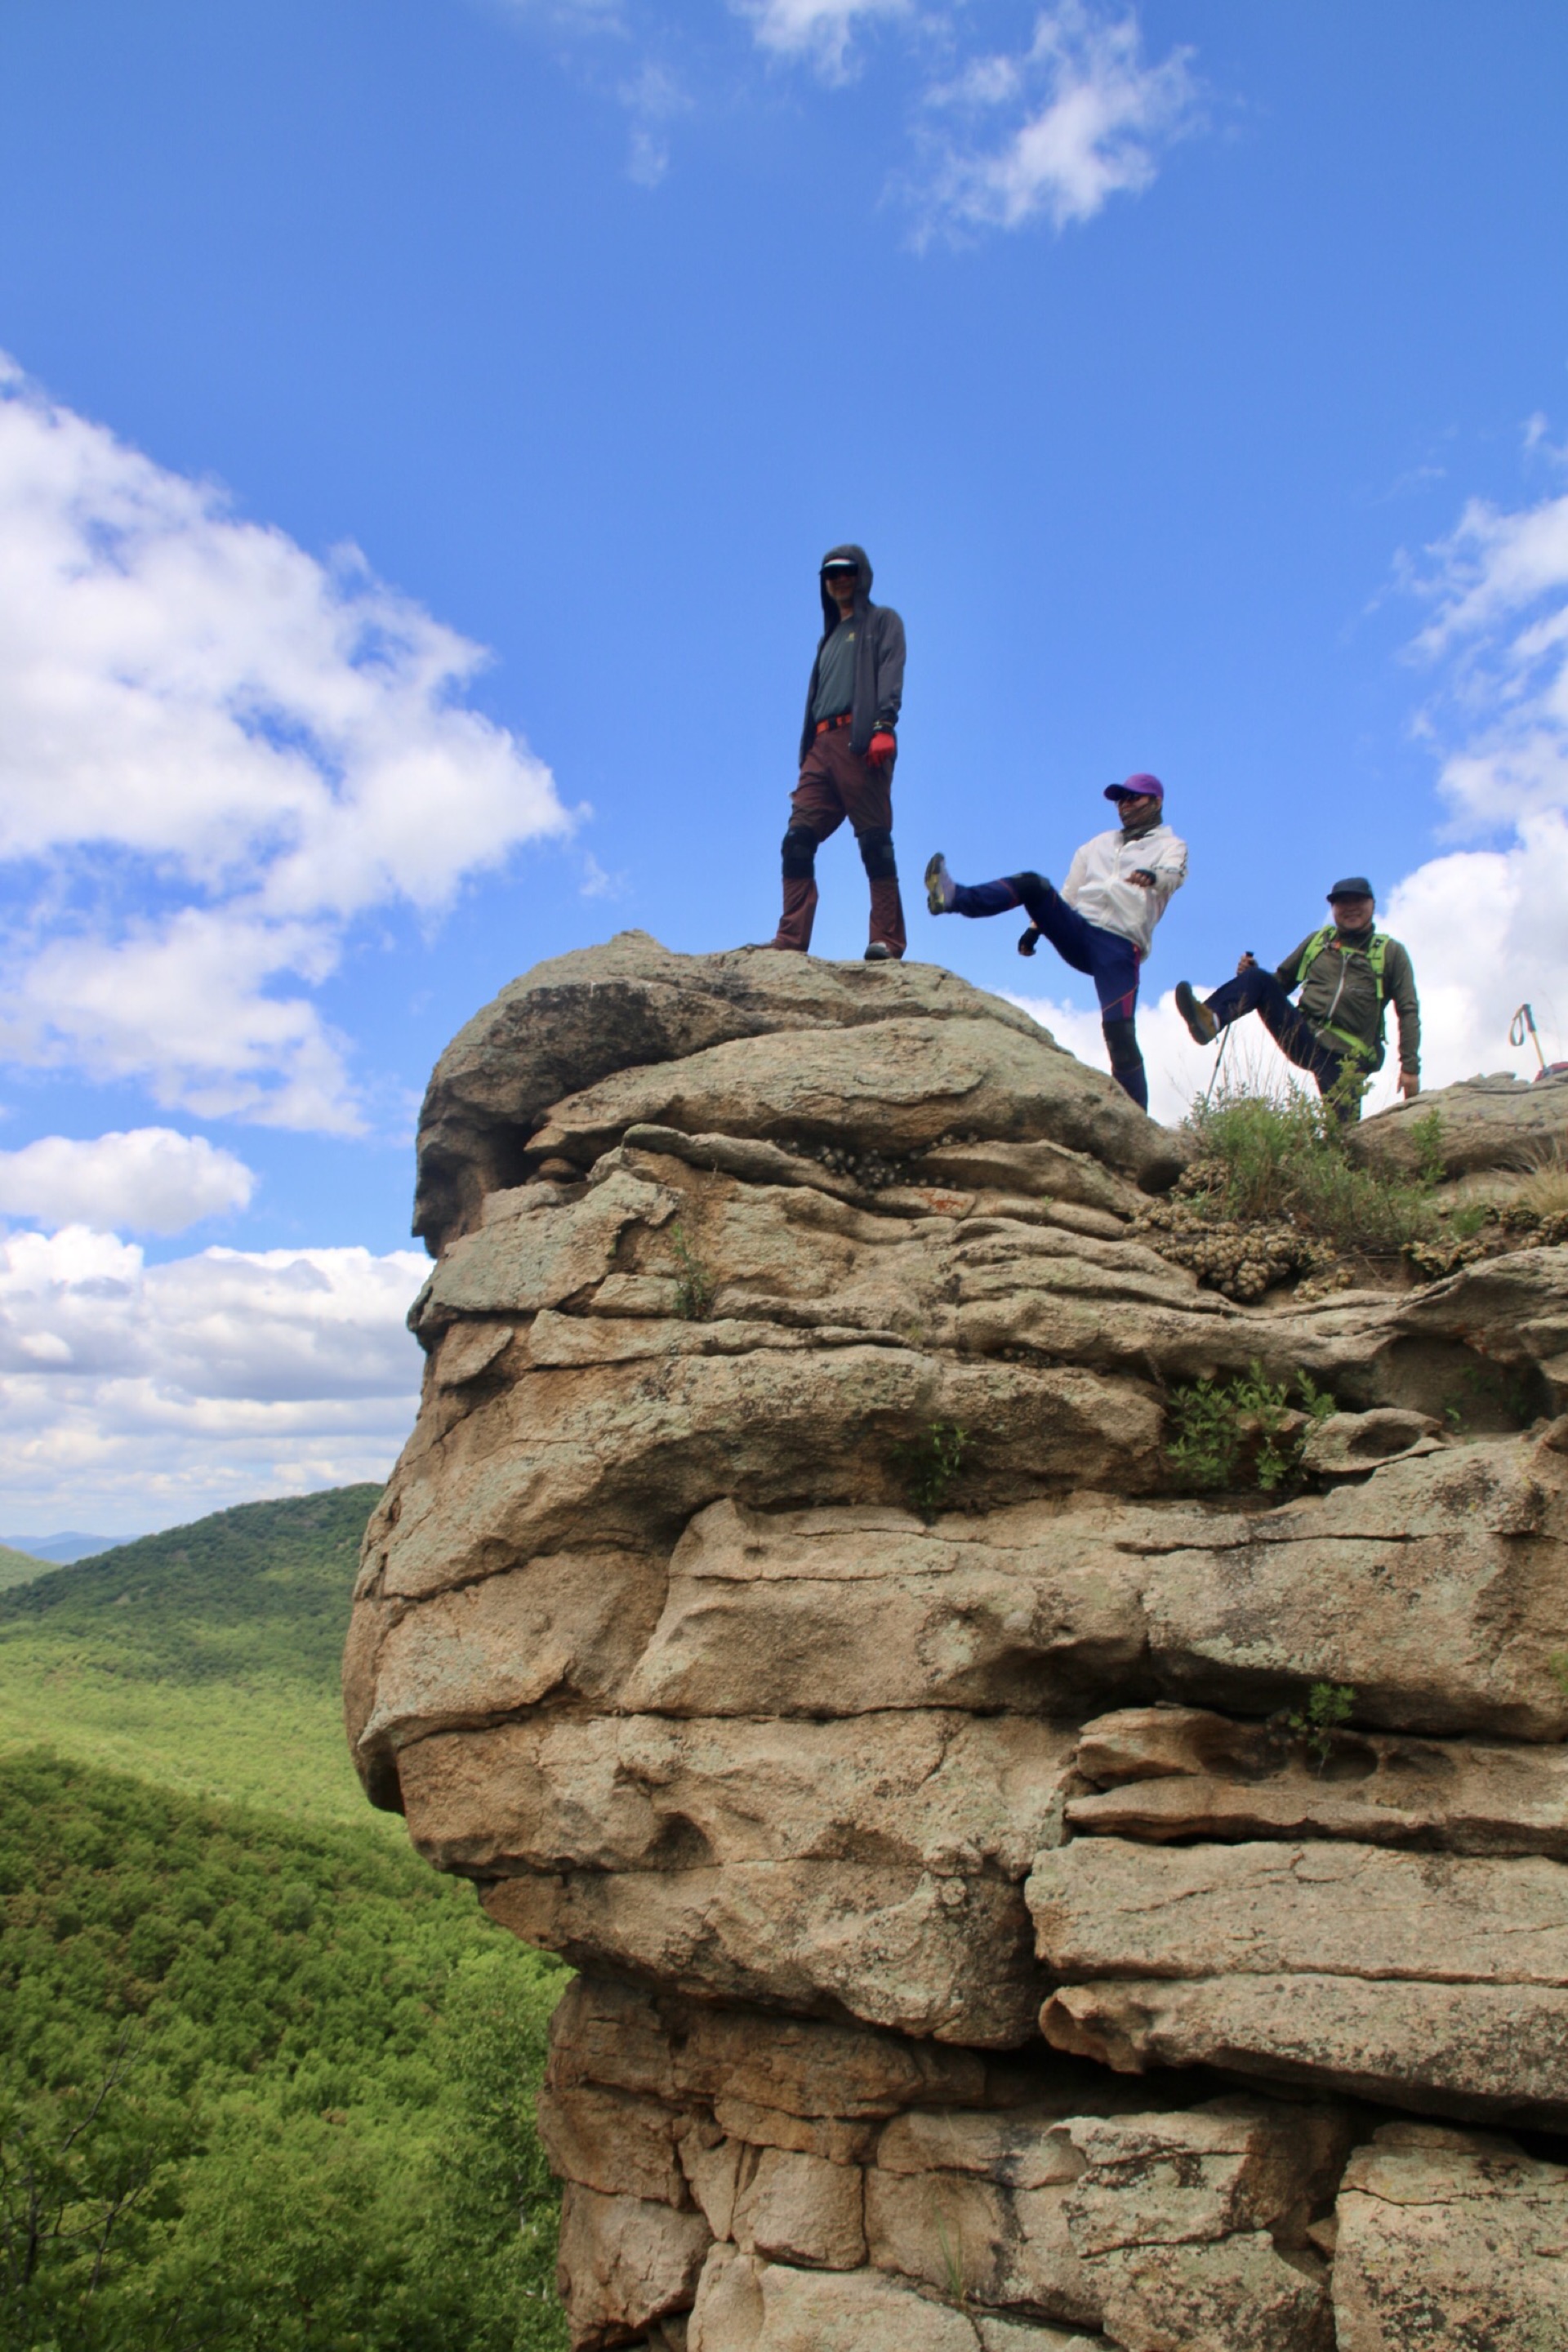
[0,1488,571,2351]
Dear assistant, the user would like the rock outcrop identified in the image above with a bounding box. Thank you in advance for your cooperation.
[348,937,1568,2349]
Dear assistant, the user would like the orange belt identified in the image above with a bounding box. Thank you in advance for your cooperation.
[814,713,853,735]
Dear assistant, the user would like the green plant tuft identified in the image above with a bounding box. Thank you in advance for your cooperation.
[1411,1107,1447,1187]
[1286,1681,1356,1772]
[1166,1364,1334,1493]
[895,1423,968,1521]
[933,2212,968,2307]
[1547,1651,1568,1701]
[668,1223,716,1321]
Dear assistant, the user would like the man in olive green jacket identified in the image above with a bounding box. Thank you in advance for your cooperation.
[1174,877,1420,1117]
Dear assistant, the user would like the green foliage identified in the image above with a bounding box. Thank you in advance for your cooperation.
[667,1223,715,1321]
[1410,1108,1447,1187]
[894,1423,968,1521]
[1184,1085,1436,1258]
[1285,1682,1356,1772]
[0,1749,569,2351]
[1166,1365,1334,1493]
[0,1489,385,1823]
[1547,1651,1568,1701]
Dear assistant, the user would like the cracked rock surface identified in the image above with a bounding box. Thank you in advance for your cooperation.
[348,936,1568,2348]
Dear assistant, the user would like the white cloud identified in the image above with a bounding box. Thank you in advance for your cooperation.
[1388,472,1568,1087]
[0,1128,254,1236]
[0,1227,425,1526]
[619,60,691,185]
[0,358,573,1134]
[915,2,1199,238]
[740,0,910,80]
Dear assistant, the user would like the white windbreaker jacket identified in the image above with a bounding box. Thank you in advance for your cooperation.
[1061,820,1187,958]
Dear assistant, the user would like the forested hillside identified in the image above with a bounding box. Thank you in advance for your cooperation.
[0,1489,385,1820]
[0,1542,54,1593]
[2,1489,572,2351]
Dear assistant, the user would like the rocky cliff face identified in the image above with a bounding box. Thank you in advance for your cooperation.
[346,934,1568,2351]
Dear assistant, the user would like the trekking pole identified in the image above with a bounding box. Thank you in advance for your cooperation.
[1511,1003,1548,1075]
[1199,1019,1233,1113]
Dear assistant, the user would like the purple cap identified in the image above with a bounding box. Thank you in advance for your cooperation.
[1105,773,1164,803]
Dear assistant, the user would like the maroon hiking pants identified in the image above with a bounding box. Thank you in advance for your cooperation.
[770,724,906,956]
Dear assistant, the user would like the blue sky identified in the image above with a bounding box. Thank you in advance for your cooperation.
[0,0,1565,1532]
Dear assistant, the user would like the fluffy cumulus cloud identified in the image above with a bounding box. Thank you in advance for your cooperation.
[915,2,1200,238]
[0,1227,425,1530]
[1388,473,1568,1082]
[0,358,572,1134]
[0,1128,254,1236]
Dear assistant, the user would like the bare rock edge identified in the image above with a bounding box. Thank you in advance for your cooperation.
[348,934,1568,2351]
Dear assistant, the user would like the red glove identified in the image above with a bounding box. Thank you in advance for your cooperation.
[866,731,897,768]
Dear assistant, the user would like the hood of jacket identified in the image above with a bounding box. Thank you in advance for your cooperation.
[819,542,873,637]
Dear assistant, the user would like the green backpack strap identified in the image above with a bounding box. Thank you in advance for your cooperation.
[1298,928,1390,1063]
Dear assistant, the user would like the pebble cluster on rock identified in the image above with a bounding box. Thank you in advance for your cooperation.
[348,936,1568,2350]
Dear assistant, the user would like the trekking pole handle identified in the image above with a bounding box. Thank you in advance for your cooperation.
[1511,1004,1547,1069]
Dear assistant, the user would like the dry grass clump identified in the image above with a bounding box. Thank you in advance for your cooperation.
[1513,1141,1568,1222]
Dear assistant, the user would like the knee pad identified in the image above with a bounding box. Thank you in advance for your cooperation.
[781,826,818,880]
[1101,1015,1143,1075]
[858,826,898,882]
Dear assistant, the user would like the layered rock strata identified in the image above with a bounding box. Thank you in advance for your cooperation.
[349,937,1568,2349]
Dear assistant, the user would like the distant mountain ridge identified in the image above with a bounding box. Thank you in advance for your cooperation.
[0,1530,117,1564]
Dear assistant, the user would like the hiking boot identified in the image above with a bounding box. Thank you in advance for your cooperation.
[1175,981,1219,1045]
[863,942,902,961]
[924,853,956,914]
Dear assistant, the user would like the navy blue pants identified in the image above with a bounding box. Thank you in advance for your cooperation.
[1205,965,1360,1111]
[951,871,1147,1110]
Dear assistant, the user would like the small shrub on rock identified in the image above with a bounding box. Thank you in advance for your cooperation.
[1166,1365,1334,1492]
[1286,1681,1357,1772]
[895,1423,967,1521]
[668,1223,716,1321]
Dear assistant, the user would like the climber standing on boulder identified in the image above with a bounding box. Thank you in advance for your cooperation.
[924,777,1187,1111]
[764,545,907,962]
[1172,878,1421,1120]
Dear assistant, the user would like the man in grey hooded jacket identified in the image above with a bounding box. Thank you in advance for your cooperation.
[765,544,907,960]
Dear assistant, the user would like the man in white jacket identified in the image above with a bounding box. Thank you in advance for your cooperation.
[924,775,1187,1110]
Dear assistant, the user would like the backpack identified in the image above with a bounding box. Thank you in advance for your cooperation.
[1298,926,1389,1063]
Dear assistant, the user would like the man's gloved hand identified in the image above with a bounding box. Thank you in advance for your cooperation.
[1018,927,1040,958]
[866,732,897,768]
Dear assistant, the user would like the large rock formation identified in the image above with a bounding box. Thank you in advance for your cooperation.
[348,937,1568,2350]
